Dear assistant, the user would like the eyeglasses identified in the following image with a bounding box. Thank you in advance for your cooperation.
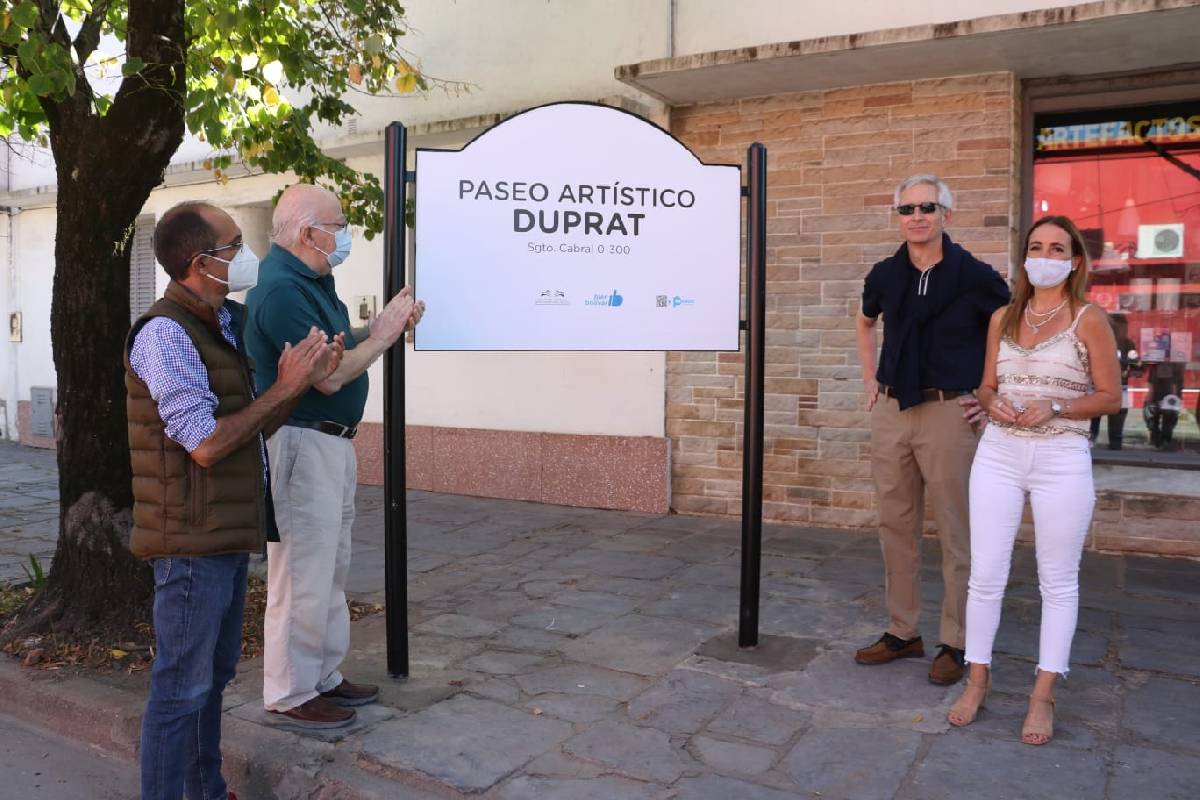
[895,202,942,216]
[188,238,242,263]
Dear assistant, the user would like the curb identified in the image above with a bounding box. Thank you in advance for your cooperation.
[0,659,448,800]
[0,658,143,760]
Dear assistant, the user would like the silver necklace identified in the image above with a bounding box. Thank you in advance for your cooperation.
[1024,298,1068,333]
[1026,297,1068,317]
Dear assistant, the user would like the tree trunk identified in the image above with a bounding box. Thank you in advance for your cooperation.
[23,162,155,638]
[6,0,187,643]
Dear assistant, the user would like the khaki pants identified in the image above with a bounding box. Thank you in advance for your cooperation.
[870,394,979,649]
[263,425,357,712]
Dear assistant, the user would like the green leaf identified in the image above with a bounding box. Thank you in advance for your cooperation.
[63,0,93,19]
[27,74,54,95]
[121,56,145,76]
[17,38,40,66]
[11,2,38,29]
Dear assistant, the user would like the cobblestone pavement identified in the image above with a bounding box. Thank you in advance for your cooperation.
[0,443,58,584]
[2,440,1199,799]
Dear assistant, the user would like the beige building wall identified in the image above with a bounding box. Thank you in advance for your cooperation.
[673,0,1097,53]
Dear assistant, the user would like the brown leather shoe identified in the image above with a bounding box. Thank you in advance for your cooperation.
[928,644,966,685]
[855,632,924,665]
[320,678,380,707]
[268,696,356,729]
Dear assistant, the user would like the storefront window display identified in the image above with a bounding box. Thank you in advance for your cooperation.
[1033,101,1200,458]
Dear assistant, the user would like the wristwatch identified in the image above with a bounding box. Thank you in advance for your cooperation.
[1049,399,1063,417]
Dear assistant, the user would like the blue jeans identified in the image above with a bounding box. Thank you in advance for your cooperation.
[140,553,248,800]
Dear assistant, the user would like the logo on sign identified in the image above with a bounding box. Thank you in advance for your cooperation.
[535,289,569,306]
[585,290,623,307]
[657,294,694,308]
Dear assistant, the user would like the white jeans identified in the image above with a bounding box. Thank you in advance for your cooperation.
[263,425,357,711]
[964,425,1094,675]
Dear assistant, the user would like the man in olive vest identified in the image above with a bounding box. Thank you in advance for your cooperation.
[126,201,341,800]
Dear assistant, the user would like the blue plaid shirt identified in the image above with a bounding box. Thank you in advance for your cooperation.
[129,307,267,469]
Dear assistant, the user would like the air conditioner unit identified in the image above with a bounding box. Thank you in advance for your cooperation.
[1137,223,1184,258]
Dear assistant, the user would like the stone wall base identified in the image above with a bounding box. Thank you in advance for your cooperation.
[353,424,670,515]
[16,400,55,450]
[1005,490,1200,558]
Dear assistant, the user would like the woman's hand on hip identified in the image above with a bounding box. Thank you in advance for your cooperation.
[959,394,988,430]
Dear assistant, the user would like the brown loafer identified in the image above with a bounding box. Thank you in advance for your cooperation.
[320,678,380,707]
[928,644,966,685]
[267,696,356,729]
[855,632,924,665]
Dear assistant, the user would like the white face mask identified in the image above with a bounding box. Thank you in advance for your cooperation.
[1023,256,1073,289]
[203,244,260,292]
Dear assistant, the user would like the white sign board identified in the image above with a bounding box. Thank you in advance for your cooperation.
[413,103,741,351]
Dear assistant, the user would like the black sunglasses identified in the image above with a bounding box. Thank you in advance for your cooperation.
[895,202,942,216]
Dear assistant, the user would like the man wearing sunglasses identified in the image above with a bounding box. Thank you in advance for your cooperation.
[126,201,342,799]
[245,184,425,729]
[853,175,1010,686]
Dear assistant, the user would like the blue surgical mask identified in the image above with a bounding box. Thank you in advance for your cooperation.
[203,244,259,291]
[313,225,352,268]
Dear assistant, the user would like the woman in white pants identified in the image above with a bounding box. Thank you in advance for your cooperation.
[947,215,1120,745]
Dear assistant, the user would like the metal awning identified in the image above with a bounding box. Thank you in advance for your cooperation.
[616,0,1200,105]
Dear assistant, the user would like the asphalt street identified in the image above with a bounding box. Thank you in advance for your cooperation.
[0,713,135,800]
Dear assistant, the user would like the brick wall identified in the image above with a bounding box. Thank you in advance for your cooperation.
[667,72,1021,529]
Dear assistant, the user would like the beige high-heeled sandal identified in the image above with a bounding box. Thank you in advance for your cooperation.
[947,669,991,727]
[1021,693,1056,745]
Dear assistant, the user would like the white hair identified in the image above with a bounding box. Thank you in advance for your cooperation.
[271,183,338,248]
[894,174,954,210]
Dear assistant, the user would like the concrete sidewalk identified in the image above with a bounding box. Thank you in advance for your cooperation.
[1,440,1198,799]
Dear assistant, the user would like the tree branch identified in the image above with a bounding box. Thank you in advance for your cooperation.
[32,1,75,64]
[107,0,186,125]
[89,0,185,209]
[75,0,113,65]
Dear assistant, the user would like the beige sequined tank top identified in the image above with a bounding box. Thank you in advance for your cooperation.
[994,304,1093,438]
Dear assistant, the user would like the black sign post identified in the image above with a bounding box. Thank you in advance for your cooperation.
[380,113,769,668]
[383,121,410,678]
[738,142,768,648]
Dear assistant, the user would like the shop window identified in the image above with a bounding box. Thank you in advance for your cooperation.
[1033,101,1200,461]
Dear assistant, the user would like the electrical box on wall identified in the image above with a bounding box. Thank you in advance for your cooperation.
[30,387,54,438]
